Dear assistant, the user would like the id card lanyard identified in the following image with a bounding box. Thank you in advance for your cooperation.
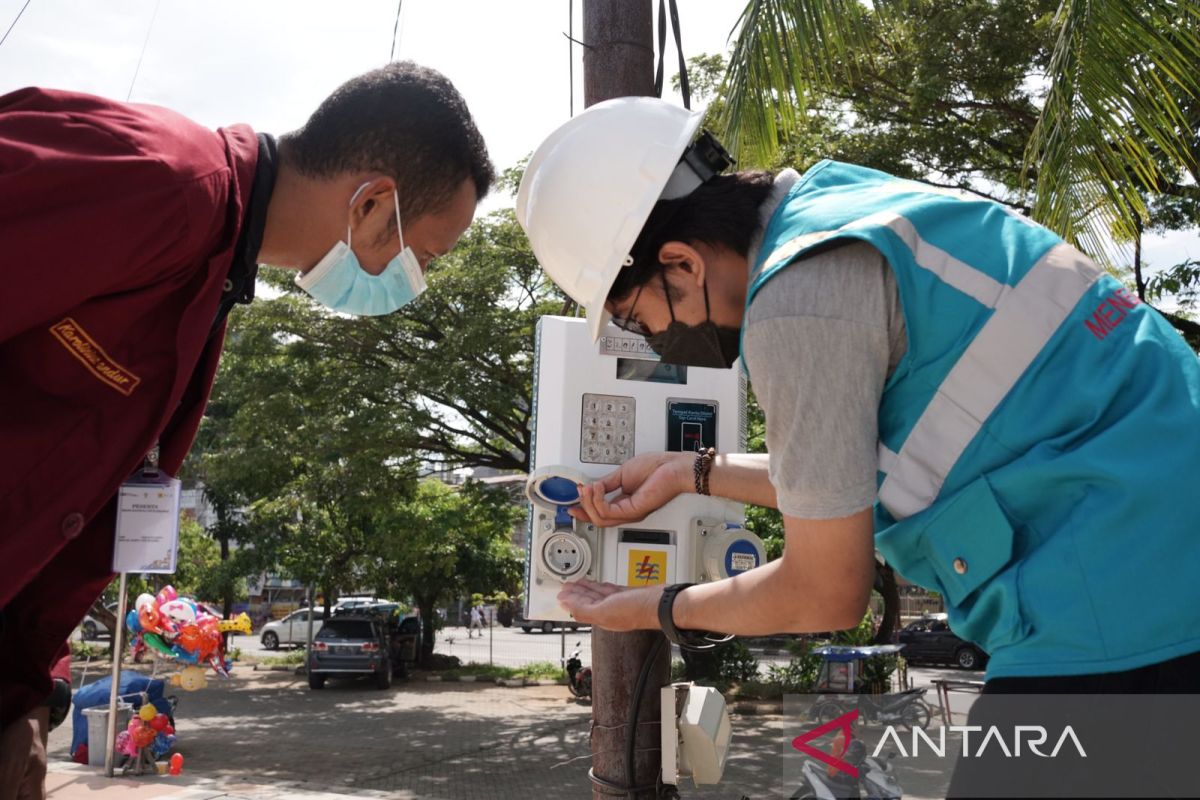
[113,440,182,574]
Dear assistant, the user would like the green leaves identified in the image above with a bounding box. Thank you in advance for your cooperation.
[722,0,874,161]
[185,201,557,603]
[1027,0,1200,256]
[372,479,525,612]
[718,0,1200,262]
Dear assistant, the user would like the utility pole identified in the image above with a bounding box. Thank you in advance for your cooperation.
[582,3,671,799]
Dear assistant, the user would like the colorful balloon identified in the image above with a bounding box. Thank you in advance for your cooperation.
[133,725,156,749]
[142,632,176,658]
[169,753,184,775]
[218,612,253,635]
[127,590,233,682]
[115,730,136,756]
[138,703,157,722]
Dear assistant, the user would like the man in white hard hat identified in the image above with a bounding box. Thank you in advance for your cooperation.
[516,95,1200,794]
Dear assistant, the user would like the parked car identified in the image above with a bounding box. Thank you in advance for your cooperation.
[308,615,395,690]
[80,602,119,640]
[331,595,382,613]
[898,613,988,670]
[339,602,422,672]
[260,607,324,650]
[515,613,587,634]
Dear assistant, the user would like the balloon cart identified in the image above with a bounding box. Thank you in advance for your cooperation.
[92,580,250,777]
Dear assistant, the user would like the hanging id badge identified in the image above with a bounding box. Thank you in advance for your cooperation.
[112,441,182,573]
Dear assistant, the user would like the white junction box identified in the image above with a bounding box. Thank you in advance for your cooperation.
[524,316,766,622]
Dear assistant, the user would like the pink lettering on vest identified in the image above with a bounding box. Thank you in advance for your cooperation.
[1084,288,1141,340]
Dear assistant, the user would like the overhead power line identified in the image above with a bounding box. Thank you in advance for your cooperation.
[0,0,33,50]
[390,0,403,61]
[126,0,162,101]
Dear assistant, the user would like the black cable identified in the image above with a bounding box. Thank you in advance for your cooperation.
[653,0,666,98]
[652,0,691,111]
[625,634,666,799]
[667,0,689,110]
[0,0,31,50]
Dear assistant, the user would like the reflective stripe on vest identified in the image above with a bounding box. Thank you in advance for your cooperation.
[762,228,1102,520]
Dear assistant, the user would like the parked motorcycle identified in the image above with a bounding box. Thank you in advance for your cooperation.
[814,688,932,731]
[564,641,592,700]
[791,738,903,800]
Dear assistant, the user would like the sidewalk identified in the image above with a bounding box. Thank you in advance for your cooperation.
[46,668,790,799]
[46,762,398,800]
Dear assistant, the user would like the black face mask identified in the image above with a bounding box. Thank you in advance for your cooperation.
[647,320,741,369]
[645,277,741,369]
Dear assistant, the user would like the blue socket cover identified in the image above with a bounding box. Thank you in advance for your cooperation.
[532,474,583,528]
[724,538,762,576]
[535,476,581,506]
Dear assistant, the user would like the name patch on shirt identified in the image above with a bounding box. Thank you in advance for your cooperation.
[49,317,141,396]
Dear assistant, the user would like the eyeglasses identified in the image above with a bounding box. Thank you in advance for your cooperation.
[610,281,650,337]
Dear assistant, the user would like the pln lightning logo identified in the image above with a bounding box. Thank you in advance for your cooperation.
[792,709,860,778]
[634,555,660,582]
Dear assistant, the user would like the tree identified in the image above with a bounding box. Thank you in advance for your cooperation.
[372,479,524,665]
[180,169,559,633]
[245,202,563,474]
[714,0,1200,343]
[173,516,221,600]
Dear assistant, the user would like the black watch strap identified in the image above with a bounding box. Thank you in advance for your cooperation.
[657,583,695,646]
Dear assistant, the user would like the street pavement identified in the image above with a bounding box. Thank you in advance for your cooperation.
[46,669,796,799]
[55,628,980,799]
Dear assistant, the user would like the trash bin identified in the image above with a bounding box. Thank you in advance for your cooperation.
[81,703,132,766]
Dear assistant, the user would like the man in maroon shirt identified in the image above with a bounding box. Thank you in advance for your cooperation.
[0,61,493,795]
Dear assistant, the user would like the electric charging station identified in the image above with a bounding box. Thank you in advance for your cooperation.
[524,316,766,622]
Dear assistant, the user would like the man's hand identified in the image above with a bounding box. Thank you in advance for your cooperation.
[0,707,50,800]
[557,578,662,632]
[571,451,693,527]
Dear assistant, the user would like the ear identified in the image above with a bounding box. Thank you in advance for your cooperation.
[348,176,398,230]
[657,241,707,289]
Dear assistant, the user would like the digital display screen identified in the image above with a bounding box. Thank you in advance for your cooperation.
[666,400,718,452]
[616,358,688,384]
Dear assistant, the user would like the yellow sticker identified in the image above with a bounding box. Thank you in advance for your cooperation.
[627,549,669,586]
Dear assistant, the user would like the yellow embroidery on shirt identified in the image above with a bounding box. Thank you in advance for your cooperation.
[49,317,141,396]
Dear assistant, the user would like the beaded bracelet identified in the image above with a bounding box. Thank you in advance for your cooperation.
[693,447,716,495]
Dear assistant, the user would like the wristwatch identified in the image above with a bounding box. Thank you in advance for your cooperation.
[657,583,696,646]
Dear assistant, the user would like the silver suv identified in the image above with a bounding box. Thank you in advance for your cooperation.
[308,615,393,690]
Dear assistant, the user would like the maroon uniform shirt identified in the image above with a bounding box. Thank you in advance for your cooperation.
[0,88,262,726]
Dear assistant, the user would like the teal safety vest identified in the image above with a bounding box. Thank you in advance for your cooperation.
[747,160,1200,678]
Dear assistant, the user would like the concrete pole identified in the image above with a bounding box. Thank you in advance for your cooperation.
[582,4,670,798]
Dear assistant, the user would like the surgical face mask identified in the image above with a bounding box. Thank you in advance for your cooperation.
[296,184,426,316]
[644,275,741,369]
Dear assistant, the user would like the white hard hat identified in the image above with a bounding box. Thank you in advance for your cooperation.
[516,97,706,342]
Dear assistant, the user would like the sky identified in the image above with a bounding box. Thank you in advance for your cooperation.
[0,0,741,213]
[0,0,1193,273]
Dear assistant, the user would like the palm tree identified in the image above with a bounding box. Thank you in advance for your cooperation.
[718,0,1200,261]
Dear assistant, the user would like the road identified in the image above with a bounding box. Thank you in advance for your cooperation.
[224,621,594,668]
[85,621,980,705]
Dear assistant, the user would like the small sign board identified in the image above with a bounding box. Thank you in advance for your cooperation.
[112,477,181,573]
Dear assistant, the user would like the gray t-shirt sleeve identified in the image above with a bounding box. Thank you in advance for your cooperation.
[744,240,906,520]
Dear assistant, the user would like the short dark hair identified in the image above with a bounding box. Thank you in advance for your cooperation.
[281,61,494,221]
[608,171,775,303]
